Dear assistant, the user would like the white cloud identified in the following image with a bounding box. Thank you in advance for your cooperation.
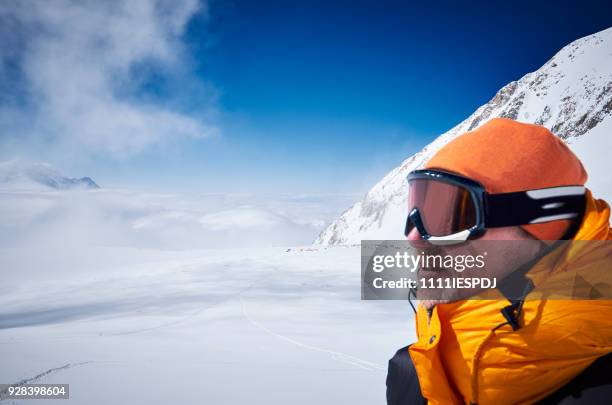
[0,0,217,157]
[199,208,293,231]
[0,187,344,251]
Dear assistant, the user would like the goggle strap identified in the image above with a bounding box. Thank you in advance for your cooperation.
[484,186,586,228]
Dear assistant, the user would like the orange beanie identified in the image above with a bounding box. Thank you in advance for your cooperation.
[424,118,588,240]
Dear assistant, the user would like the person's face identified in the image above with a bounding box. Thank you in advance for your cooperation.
[407,226,547,308]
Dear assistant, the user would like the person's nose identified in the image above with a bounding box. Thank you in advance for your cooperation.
[406,227,422,242]
[406,226,431,250]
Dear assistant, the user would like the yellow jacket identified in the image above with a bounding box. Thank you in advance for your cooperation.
[409,191,612,404]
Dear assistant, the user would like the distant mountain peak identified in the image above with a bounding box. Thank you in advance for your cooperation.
[315,27,612,245]
[0,159,100,190]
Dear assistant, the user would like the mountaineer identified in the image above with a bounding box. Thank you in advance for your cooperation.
[387,118,612,404]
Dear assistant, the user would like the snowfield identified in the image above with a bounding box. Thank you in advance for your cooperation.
[0,245,414,404]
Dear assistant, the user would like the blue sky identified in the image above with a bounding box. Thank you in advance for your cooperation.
[1,0,611,195]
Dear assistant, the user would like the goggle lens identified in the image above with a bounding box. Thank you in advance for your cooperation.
[408,179,477,237]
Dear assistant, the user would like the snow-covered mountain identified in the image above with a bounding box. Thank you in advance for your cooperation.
[0,160,100,190]
[316,28,612,245]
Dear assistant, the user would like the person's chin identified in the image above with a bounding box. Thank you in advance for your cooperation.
[422,299,451,310]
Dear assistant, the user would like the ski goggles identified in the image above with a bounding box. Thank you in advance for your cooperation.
[405,169,586,244]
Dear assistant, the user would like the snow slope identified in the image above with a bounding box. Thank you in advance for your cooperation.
[316,27,612,245]
[0,245,413,404]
